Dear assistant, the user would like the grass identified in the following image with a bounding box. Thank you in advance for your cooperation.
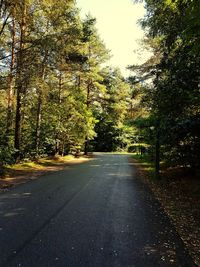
[131,153,155,178]
[1,155,77,178]
[95,151,132,155]
[0,154,92,190]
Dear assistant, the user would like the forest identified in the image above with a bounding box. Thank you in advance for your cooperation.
[0,0,200,177]
[130,0,200,177]
[0,0,131,164]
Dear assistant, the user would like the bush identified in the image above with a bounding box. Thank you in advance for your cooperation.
[0,146,16,165]
[128,144,148,154]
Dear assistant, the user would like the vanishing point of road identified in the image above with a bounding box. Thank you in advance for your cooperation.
[0,153,196,267]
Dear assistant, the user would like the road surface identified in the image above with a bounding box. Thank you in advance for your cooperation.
[0,153,196,267]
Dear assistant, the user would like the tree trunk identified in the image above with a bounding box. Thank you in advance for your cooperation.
[58,71,62,104]
[14,2,26,162]
[84,136,89,155]
[6,16,16,142]
[54,71,62,155]
[77,75,81,89]
[35,92,42,156]
[155,121,160,179]
[84,79,91,155]
[61,141,65,157]
[35,52,48,157]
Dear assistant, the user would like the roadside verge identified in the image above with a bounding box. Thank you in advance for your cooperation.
[0,155,93,192]
[130,155,200,266]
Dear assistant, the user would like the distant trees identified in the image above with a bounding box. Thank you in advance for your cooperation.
[92,67,131,152]
[131,0,200,173]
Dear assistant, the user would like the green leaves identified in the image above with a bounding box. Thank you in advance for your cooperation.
[0,0,108,161]
[130,0,200,170]
[92,67,131,152]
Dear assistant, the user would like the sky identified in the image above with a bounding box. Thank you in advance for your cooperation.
[76,0,151,76]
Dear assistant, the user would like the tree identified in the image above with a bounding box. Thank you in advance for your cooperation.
[78,15,110,154]
[92,67,131,152]
[130,0,200,173]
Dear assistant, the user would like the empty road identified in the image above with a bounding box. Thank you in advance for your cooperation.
[0,153,196,267]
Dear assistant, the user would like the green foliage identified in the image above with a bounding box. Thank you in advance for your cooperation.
[91,68,131,152]
[130,0,200,172]
[0,0,114,163]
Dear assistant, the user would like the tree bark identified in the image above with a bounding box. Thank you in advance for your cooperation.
[54,71,63,155]
[84,79,91,155]
[155,120,160,179]
[6,16,16,142]
[84,136,89,155]
[35,51,48,157]
[14,1,26,162]
[35,92,42,156]
[58,71,62,104]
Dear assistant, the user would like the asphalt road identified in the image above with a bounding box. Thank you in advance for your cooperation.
[0,153,196,267]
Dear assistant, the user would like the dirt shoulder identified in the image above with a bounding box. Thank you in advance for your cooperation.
[0,155,93,192]
[130,157,200,266]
